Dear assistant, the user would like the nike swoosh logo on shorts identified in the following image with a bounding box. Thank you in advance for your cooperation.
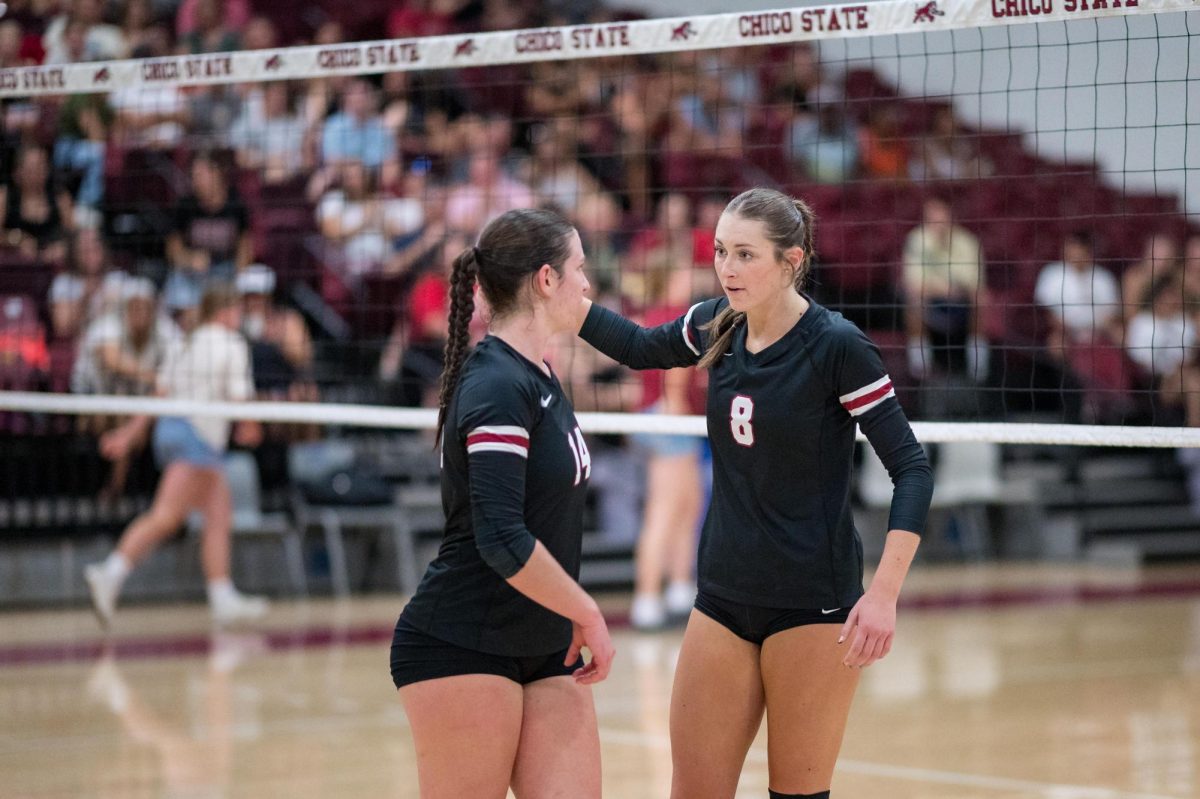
[540,394,553,407]
[821,608,841,614]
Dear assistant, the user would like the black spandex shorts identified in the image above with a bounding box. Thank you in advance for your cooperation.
[693,590,852,646]
[390,616,583,689]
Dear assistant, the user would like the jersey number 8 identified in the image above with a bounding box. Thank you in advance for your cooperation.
[730,395,755,447]
[567,426,592,485]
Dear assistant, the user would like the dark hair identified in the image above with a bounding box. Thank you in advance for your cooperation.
[698,188,816,369]
[435,208,575,441]
[1065,229,1095,252]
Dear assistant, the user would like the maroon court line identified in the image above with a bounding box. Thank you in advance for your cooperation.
[2,580,1200,668]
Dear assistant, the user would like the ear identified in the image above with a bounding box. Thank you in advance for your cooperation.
[784,246,805,270]
[533,263,556,298]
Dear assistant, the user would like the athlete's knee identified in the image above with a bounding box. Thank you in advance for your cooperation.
[769,791,829,799]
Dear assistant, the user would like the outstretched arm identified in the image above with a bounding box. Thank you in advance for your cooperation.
[576,297,711,371]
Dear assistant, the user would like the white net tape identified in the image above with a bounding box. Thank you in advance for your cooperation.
[2,391,1198,447]
[0,0,1190,98]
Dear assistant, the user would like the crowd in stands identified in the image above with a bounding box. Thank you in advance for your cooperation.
[0,0,1195,447]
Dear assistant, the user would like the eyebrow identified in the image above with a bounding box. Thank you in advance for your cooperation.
[714,239,758,249]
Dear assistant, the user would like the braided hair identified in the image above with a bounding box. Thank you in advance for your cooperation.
[435,208,575,441]
[698,188,817,369]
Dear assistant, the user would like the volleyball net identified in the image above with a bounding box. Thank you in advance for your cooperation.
[0,0,1197,451]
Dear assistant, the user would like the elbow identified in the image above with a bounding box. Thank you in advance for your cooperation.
[476,527,536,579]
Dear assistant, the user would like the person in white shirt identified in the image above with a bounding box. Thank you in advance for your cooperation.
[1126,267,1200,429]
[85,284,269,628]
[1035,231,1123,351]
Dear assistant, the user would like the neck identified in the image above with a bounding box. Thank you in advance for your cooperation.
[743,289,808,348]
[490,311,554,375]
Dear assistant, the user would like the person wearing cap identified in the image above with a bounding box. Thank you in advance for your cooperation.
[237,264,312,386]
[238,264,318,446]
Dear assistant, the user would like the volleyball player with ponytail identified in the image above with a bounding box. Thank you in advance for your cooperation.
[577,188,933,799]
[391,208,614,798]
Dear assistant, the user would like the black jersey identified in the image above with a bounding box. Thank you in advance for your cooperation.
[400,336,591,657]
[581,297,933,609]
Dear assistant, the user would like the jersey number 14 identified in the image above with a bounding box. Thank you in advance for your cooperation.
[567,426,592,485]
[730,395,755,447]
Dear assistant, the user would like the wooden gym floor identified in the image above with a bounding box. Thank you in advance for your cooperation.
[2,563,1199,798]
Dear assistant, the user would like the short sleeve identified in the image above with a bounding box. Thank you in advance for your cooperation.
[1033,263,1058,309]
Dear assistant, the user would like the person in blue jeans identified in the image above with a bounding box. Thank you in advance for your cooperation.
[85,284,268,628]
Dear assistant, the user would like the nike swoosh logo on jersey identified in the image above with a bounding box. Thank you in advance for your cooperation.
[821,608,841,614]
[540,394,553,408]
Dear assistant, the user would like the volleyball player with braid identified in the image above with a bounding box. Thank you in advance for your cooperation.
[576,188,934,799]
[391,209,614,798]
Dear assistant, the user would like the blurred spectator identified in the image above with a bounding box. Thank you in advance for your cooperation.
[240,15,278,51]
[54,92,112,215]
[318,77,398,188]
[1035,230,1130,421]
[189,85,243,143]
[176,0,250,40]
[1127,267,1200,426]
[43,0,125,64]
[72,277,180,495]
[49,227,128,340]
[383,179,447,279]
[627,194,709,291]
[110,28,189,148]
[119,0,159,58]
[229,82,313,185]
[164,152,252,311]
[0,20,35,68]
[72,277,180,396]
[669,56,748,153]
[236,264,312,391]
[179,0,240,54]
[765,42,825,110]
[85,284,267,626]
[910,106,992,182]
[527,61,589,120]
[1122,231,1180,323]
[1127,268,1197,382]
[299,21,350,128]
[626,252,707,630]
[608,70,670,218]
[903,196,986,379]
[0,144,73,262]
[789,87,859,184]
[573,190,626,292]
[1035,230,1123,350]
[46,18,102,64]
[521,119,603,215]
[316,160,423,279]
[858,102,910,181]
[378,233,469,406]
[444,152,534,233]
